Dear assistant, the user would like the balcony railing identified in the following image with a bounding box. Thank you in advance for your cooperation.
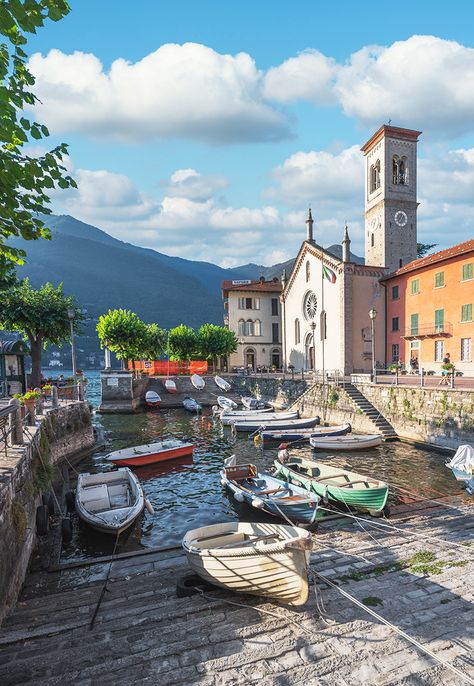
[402,322,453,340]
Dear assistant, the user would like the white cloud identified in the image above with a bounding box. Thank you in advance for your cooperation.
[164,169,228,201]
[263,49,337,104]
[28,44,290,145]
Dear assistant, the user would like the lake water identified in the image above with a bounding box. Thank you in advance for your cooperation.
[55,370,464,561]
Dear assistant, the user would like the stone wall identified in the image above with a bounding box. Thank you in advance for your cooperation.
[0,401,95,624]
[232,375,309,409]
[99,371,148,413]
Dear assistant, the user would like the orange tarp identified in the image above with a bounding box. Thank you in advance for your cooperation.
[128,360,208,375]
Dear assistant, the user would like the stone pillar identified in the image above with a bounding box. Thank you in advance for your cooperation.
[51,385,59,409]
[78,379,85,401]
[34,388,43,415]
[8,398,23,445]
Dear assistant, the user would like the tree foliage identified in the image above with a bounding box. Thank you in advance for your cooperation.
[0,0,76,278]
[141,323,166,361]
[0,278,82,387]
[168,324,197,361]
[417,242,437,258]
[197,324,237,366]
[96,309,148,366]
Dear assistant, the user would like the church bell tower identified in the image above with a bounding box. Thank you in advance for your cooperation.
[362,125,421,272]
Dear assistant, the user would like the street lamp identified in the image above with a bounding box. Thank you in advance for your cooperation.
[369,308,377,382]
[67,308,77,383]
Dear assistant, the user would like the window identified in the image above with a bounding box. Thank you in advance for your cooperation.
[238,297,245,309]
[271,298,279,316]
[461,304,473,322]
[461,338,472,362]
[462,263,473,281]
[370,160,381,192]
[410,313,419,336]
[295,318,300,345]
[371,233,375,247]
[246,319,254,336]
[392,317,399,332]
[393,155,408,185]
[245,297,252,309]
[411,279,419,295]
[392,285,399,300]
[435,271,444,288]
[253,298,260,310]
[253,319,261,336]
[435,340,444,362]
[305,261,310,282]
[272,323,279,343]
[238,319,245,336]
[391,344,400,362]
[435,309,444,333]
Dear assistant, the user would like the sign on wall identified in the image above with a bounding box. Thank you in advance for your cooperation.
[231,280,251,285]
[107,377,119,387]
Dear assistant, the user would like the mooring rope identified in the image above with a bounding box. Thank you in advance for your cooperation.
[89,531,120,630]
[390,483,471,514]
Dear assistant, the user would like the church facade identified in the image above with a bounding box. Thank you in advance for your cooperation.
[281,124,422,375]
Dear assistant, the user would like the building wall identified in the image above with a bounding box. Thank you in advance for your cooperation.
[385,251,474,375]
[351,270,386,372]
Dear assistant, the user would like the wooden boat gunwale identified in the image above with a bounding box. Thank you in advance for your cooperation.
[309,433,382,450]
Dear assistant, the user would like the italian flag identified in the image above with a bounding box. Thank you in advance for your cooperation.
[322,264,336,283]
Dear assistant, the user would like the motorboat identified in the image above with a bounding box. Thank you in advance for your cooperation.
[105,439,194,467]
[145,390,161,408]
[217,396,238,410]
[257,423,351,445]
[309,434,382,450]
[274,451,389,514]
[446,444,474,494]
[183,396,202,412]
[220,456,319,525]
[191,374,205,390]
[215,375,232,392]
[182,521,312,606]
[232,416,320,433]
[164,379,177,394]
[75,468,144,535]
[241,396,268,410]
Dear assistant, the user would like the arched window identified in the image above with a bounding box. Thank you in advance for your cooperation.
[393,155,408,185]
[254,319,261,336]
[305,260,310,282]
[371,233,375,247]
[238,319,245,336]
[246,319,254,336]
[370,160,380,192]
[295,318,300,344]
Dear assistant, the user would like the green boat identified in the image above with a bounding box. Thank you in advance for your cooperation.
[273,455,389,514]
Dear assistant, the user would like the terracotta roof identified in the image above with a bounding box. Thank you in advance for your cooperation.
[222,278,282,293]
[381,239,474,281]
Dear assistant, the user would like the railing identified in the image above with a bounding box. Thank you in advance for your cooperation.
[370,366,468,389]
[402,322,453,339]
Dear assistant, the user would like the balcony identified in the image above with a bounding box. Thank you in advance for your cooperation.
[402,322,453,340]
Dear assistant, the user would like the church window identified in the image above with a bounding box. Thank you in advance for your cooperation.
[295,318,300,344]
[303,291,318,321]
[254,319,261,336]
[393,155,408,185]
[306,260,310,282]
[238,319,245,336]
[246,319,254,336]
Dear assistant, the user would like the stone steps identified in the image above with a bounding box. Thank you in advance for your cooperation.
[338,383,398,439]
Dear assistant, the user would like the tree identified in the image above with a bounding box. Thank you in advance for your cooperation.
[96,309,148,369]
[197,324,237,370]
[0,279,82,387]
[417,243,437,258]
[141,323,166,361]
[168,325,197,361]
[0,255,17,290]
[0,0,76,275]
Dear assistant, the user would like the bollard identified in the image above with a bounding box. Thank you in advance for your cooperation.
[8,398,24,445]
[52,385,59,409]
[78,379,85,401]
[450,371,455,389]
[420,369,424,388]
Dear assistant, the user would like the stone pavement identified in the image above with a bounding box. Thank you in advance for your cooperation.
[0,501,473,685]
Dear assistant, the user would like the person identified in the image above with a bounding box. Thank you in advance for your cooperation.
[409,356,418,374]
[439,353,451,386]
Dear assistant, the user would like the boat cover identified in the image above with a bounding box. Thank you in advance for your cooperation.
[446,444,474,474]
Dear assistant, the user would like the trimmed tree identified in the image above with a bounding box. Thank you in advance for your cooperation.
[168,325,197,361]
[0,279,82,387]
[141,323,166,361]
[96,309,148,369]
[0,0,76,277]
[197,324,237,370]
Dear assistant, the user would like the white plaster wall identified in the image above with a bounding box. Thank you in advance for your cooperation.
[226,290,281,368]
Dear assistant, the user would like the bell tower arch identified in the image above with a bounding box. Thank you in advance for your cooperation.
[362,125,421,272]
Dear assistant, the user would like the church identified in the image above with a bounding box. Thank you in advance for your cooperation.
[281,124,421,375]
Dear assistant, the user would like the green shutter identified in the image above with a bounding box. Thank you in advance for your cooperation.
[461,304,473,322]
[435,309,444,332]
[411,279,419,295]
[462,263,473,281]
[410,313,419,335]
[435,272,444,288]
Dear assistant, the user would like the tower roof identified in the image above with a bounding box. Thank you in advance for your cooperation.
[361,124,422,155]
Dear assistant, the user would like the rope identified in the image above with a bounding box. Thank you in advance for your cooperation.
[316,572,474,685]
[89,531,120,630]
[390,484,471,514]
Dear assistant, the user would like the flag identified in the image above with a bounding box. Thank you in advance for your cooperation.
[322,264,336,283]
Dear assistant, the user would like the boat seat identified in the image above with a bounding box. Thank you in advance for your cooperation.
[108,483,130,507]
[81,484,111,512]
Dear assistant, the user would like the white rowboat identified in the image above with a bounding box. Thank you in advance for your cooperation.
[242,396,267,410]
[164,379,177,394]
[145,390,161,407]
[191,374,205,390]
[220,410,297,426]
[75,468,144,535]
[309,434,383,450]
[182,521,312,606]
[217,396,238,410]
[215,375,231,392]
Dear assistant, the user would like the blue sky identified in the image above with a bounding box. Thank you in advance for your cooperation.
[26,0,474,266]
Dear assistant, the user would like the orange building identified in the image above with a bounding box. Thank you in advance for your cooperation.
[383,239,474,375]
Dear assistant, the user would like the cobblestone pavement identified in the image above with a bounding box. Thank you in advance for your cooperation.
[0,501,473,685]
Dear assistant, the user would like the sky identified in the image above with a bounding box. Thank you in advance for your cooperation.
[25,0,474,267]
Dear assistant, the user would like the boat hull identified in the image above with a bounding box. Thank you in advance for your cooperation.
[108,445,193,467]
[183,522,311,606]
[233,416,320,432]
[309,434,382,450]
[260,423,351,443]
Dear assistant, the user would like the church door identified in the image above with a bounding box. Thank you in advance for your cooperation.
[305,334,315,370]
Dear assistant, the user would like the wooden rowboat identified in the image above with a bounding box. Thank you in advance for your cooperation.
[215,375,232,392]
[145,390,161,408]
[217,396,238,410]
[232,416,320,433]
[182,521,312,606]
[258,422,351,444]
[191,374,205,390]
[106,439,193,467]
[75,468,144,535]
[309,434,382,450]
[164,379,177,394]
[274,453,389,514]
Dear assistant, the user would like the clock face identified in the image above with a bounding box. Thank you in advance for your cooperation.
[303,291,318,320]
[394,210,408,227]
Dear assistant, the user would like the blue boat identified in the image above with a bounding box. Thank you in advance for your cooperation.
[257,422,351,446]
[220,456,320,525]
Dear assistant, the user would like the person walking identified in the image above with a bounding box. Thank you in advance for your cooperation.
[439,352,451,386]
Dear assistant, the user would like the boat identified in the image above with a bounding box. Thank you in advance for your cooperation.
[105,439,194,467]
[274,451,389,514]
[219,406,275,421]
[220,410,293,426]
[145,390,161,408]
[309,433,382,450]
[446,444,474,494]
[164,379,177,394]
[191,374,205,390]
[220,456,319,525]
[215,375,232,392]
[217,396,238,410]
[182,521,312,606]
[242,396,268,410]
[183,396,202,412]
[75,468,144,535]
[232,416,320,433]
[258,423,352,445]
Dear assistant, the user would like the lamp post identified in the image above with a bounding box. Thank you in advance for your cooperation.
[67,308,77,385]
[310,321,316,381]
[369,308,377,383]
